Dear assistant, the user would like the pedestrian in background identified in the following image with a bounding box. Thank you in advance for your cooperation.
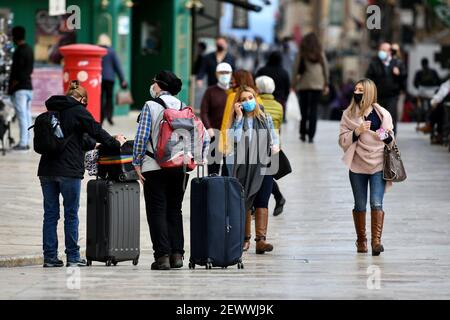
[420,68,450,144]
[256,51,291,123]
[255,75,286,216]
[280,36,297,81]
[8,26,34,151]
[196,36,236,88]
[292,33,329,143]
[229,86,280,254]
[414,58,441,133]
[366,42,406,135]
[200,62,233,175]
[192,41,207,76]
[97,34,128,126]
[39,81,126,267]
[338,78,394,256]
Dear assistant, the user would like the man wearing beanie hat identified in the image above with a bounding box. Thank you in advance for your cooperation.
[200,62,232,175]
[153,70,183,95]
[133,70,210,270]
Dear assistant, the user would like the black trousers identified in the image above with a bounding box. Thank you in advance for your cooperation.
[272,180,283,201]
[143,169,188,259]
[430,103,445,136]
[101,80,115,124]
[207,136,223,176]
[298,90,322,139]
[252,175,274,209]
[378,96,399,135]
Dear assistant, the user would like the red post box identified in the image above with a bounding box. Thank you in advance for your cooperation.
[59,44,107,122]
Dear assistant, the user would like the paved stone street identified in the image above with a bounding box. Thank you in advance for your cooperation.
[1,95,450,299]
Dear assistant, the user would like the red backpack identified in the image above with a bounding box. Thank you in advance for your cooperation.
[143,97,205,171]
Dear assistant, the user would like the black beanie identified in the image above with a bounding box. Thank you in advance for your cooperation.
[154,70,182,95]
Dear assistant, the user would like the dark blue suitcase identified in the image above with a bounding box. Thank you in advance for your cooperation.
[189,166,245,269]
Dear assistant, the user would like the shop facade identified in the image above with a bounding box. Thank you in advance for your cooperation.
[0,0,191,115]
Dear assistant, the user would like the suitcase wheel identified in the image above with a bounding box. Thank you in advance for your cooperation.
[106,260,112,267]
[86,260,92,267]
[205,262,212,270]
[237,262,244,269]
[188,262,195,269]
[113,261,118,266]
[132,258,139,266]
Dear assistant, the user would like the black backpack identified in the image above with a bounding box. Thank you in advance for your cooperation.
[29,111,73,155]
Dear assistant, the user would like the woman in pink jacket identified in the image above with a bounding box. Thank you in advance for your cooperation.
[339,78,394,256]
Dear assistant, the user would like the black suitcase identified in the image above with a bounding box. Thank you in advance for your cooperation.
[189,166,245,269]
[86,179,140,266]
[97,140,139,182]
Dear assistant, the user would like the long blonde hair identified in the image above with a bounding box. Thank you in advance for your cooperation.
[348,78,377,117]
[66,80,88,103]
[228,86,264,129]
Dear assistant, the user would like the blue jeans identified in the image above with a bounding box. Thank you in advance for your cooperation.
[12,90,33,147]
[349,171,386,212]
[40,176,81,261]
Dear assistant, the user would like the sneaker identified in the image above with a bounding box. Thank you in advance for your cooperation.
[170,253,184,269]
[43,258,64,268]
[12,145,30,151]
[66,258,88,267]
[151,255,170,270]
[273,197,286,216]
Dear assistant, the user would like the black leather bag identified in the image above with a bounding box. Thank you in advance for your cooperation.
[383,143,407,182]
[273,150,292,180]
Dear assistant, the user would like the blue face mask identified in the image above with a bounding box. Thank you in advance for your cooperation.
[218,74,231,87]
[242,99,256,112]
[378,50,388,61]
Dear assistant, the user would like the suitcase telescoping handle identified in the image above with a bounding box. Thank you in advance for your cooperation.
[197,164,205,179]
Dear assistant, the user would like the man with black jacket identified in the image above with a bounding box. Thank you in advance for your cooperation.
[256,51,291,122]
[196,36,236,88]
[38,81,126,268]
[366,42,407,134]
[8,26,34,151]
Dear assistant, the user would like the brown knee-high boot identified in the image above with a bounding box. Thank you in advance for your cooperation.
[243,210,252,251]
[255,208,273,254]
[371,209,385,256]
[352,210,368,253]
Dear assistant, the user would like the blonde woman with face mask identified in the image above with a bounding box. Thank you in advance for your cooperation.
[229,86,280,254]
[339,78,395,256]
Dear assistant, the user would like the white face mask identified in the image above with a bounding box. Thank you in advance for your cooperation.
[149,84,158,98]
[218,74,231,87]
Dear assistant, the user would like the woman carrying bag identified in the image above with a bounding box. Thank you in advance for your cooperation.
[229,86,280,254]
[339,78,396,256]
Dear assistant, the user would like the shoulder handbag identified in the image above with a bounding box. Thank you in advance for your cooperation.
[115,90,134,105]
[273,149,292,180]
[383,143,407,182]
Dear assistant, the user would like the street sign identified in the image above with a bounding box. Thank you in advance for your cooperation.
[232,1,249,29]
[49,0,66,16]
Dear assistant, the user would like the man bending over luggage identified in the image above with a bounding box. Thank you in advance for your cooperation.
[38,81,126,267]
[133,71,209,270]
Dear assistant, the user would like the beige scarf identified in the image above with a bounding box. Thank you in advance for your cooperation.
[339,103,395,189]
